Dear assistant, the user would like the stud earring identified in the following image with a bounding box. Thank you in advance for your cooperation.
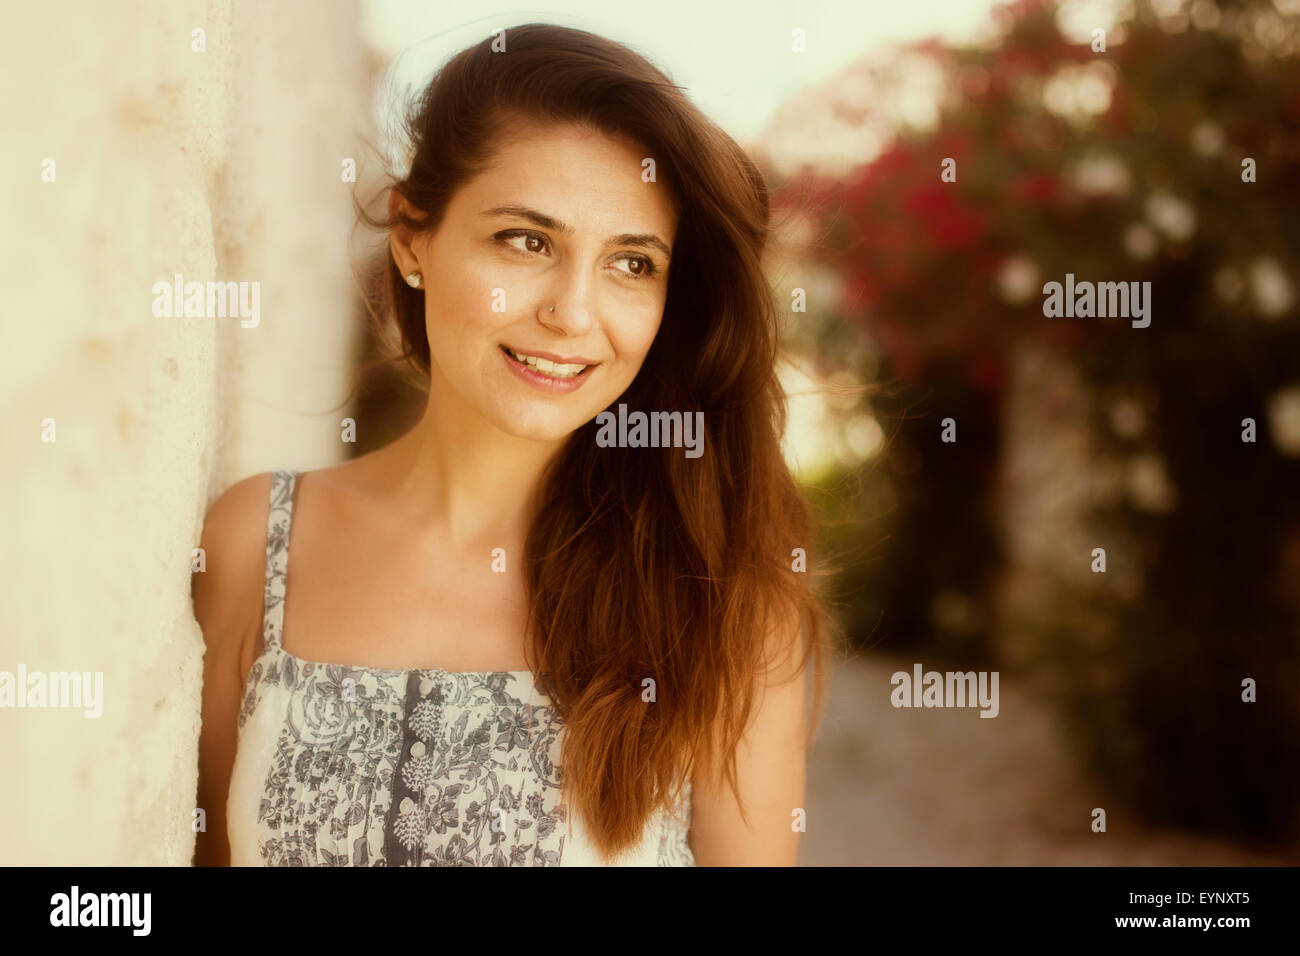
[405,272,423,289]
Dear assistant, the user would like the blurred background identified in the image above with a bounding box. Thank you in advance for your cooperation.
[352,0,1300,864]
[2,0,1296,864]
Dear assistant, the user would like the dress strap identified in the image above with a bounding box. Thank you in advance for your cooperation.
[261,469,299,651]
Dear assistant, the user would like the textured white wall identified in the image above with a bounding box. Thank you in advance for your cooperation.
[0,0,364,864]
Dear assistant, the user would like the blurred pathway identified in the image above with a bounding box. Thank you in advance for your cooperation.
[799,653,1298,865]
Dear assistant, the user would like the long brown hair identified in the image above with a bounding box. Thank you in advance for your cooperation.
[356,22,834,861]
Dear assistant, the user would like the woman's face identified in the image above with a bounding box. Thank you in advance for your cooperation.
[394,121,678,444]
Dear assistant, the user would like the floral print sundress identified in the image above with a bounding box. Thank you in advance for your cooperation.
[226,469,695,866]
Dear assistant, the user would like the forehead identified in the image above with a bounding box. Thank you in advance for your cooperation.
[454,121,679,235]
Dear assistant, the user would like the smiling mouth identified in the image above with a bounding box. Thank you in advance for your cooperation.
[500,345,597,379]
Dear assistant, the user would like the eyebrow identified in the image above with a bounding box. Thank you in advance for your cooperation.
[480,204,672,259]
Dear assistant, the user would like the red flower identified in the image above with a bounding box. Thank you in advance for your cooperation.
[902,184,985,248]
[969,353,1005,392]
[1012,173,1061,205]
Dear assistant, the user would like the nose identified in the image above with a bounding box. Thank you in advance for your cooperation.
[537,260,596,337]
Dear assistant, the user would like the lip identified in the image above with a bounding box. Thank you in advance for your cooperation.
[500,345,597,393]
[502,345,600,366]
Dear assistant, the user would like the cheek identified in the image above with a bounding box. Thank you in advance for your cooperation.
[610,300,666,365]
[424,272,505,348]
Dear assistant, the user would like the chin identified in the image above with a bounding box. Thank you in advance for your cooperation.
[489,405,587,444]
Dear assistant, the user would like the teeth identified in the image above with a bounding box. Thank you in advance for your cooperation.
[506,347,588,378]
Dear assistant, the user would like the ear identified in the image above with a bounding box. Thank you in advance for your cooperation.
[388,189,422,276]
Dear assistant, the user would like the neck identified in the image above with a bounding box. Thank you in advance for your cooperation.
[376,383,566,549]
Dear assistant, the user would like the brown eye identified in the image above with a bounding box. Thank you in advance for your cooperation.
[614,255,656,280]
[496,230,550,256]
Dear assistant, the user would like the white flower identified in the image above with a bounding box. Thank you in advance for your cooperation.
[1249,257,1295,320]
[1191,120,1224,157]
[1128,453,1178,514]
[1266,385,1300,457]
[1124,223,1159,260]
[1043,63,1115,120]
[1069,154,1132,197]
[1145,192,1197,242]
[997,254,1040,304]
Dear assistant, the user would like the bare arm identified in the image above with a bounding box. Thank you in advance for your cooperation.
[688,610,808,866]
[191,473,272,867]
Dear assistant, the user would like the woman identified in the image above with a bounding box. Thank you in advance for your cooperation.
[194,22,830,867]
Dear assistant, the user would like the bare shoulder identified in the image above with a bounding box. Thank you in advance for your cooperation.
[300,451,387,498]
[192,472,277,654]
[192,470,278,867]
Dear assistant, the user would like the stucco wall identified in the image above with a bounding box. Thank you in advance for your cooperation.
[0,0,364,864]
